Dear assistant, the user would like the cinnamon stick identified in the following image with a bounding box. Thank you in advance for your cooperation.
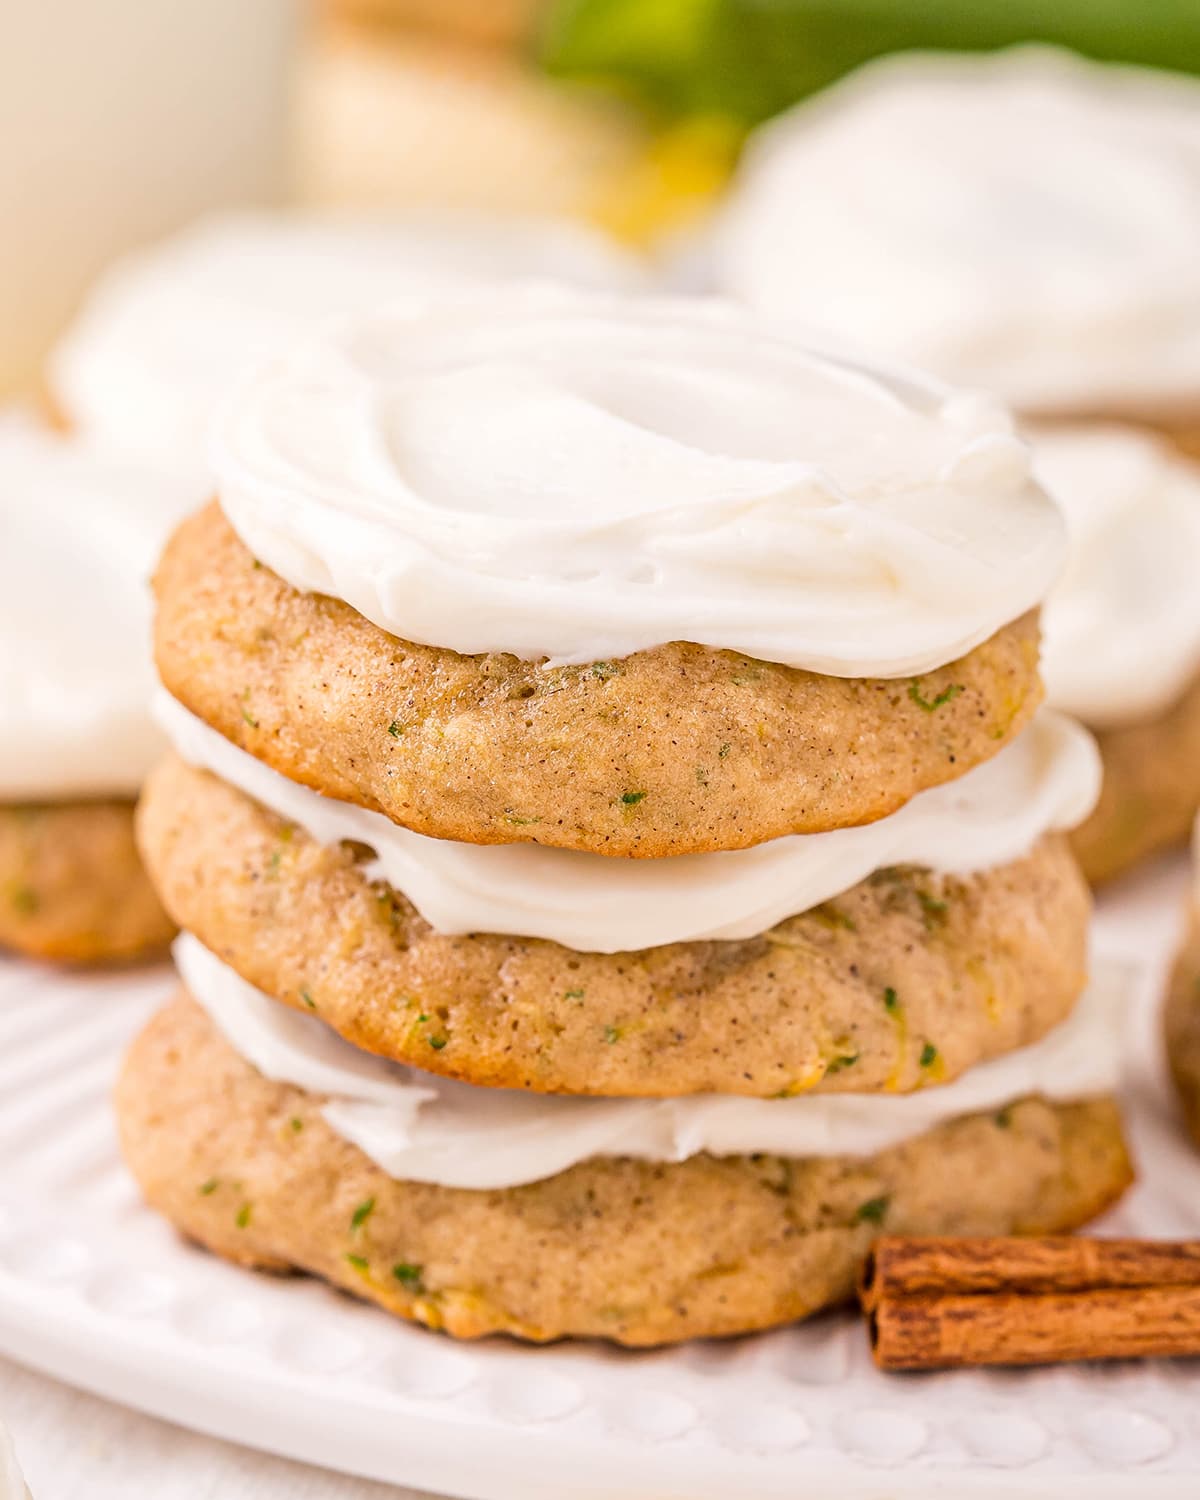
[860,1235,1200,1371]
[860,1235,1200,1308]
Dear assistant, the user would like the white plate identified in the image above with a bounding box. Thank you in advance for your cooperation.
[0,856,1198,1499]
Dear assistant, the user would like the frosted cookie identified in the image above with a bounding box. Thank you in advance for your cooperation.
[1035,425,1200,881]
[137,709,1097,1097]
[115,981,1132,1346]
[713,48,1200,437]
[154,288,1065,856]
[0,417,196,962]
[49,214,643,482]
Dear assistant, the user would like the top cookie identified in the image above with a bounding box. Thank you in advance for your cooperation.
[161,286,1063,856]
[156,505,1043,858]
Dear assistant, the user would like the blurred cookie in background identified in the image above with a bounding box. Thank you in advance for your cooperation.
[322,0,538,48]
[300,0,741,247]
[1034,425,1200,883]
[0,417,196,963]
[48,212,644,484]
[297,9,645,224]
[1165,818,1200,1145]
[712,48,1200,453]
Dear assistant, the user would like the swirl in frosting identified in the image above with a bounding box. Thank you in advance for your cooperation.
[714,48,1200,415]
[213,284,1064,675]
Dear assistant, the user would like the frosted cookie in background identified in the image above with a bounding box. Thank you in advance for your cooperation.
[0,417,197,963]
[47,213,645,483]
[1164,818,1200,1145]
[1035,425,1200,882]
[712,47,1200,456]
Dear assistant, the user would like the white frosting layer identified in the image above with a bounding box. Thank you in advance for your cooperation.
[50,213,644,481]
[715,48,1200,415]
[158,692,1100,952]
[213,284,1064,675]
[177,933,1127,1191]
[0,416,201,799]
[1037,425,1200,727]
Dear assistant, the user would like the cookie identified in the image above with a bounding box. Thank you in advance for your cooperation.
[1070,673,1200,884]
[116,993,1132,1346]
[139,755,1091,1098]
[154,504,1044,859]
[0,800,174,963]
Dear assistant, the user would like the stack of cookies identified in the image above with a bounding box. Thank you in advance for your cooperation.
[117,287,1131,1345]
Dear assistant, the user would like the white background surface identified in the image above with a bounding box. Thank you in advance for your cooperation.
[0,1354,428,1499]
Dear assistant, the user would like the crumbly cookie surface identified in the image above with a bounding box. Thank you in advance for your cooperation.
[1070,672,1200,884]
[140,755,1091,1098]
[116,994,1131,1346]
[0,800,174,963]
[153,504,1044,857]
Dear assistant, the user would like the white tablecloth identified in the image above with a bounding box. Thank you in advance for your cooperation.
[0,1355,436,1499]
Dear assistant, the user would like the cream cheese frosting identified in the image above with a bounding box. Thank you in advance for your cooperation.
[0,415,200,800]
[1036,425,1200,727]
[176,932,1128,1191]
[49,213,645,481]
[212,283,1065,675]
[714,48,1200,416]
[158,692,1100,952]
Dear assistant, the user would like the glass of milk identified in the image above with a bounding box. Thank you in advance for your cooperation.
[0,0,298,395]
